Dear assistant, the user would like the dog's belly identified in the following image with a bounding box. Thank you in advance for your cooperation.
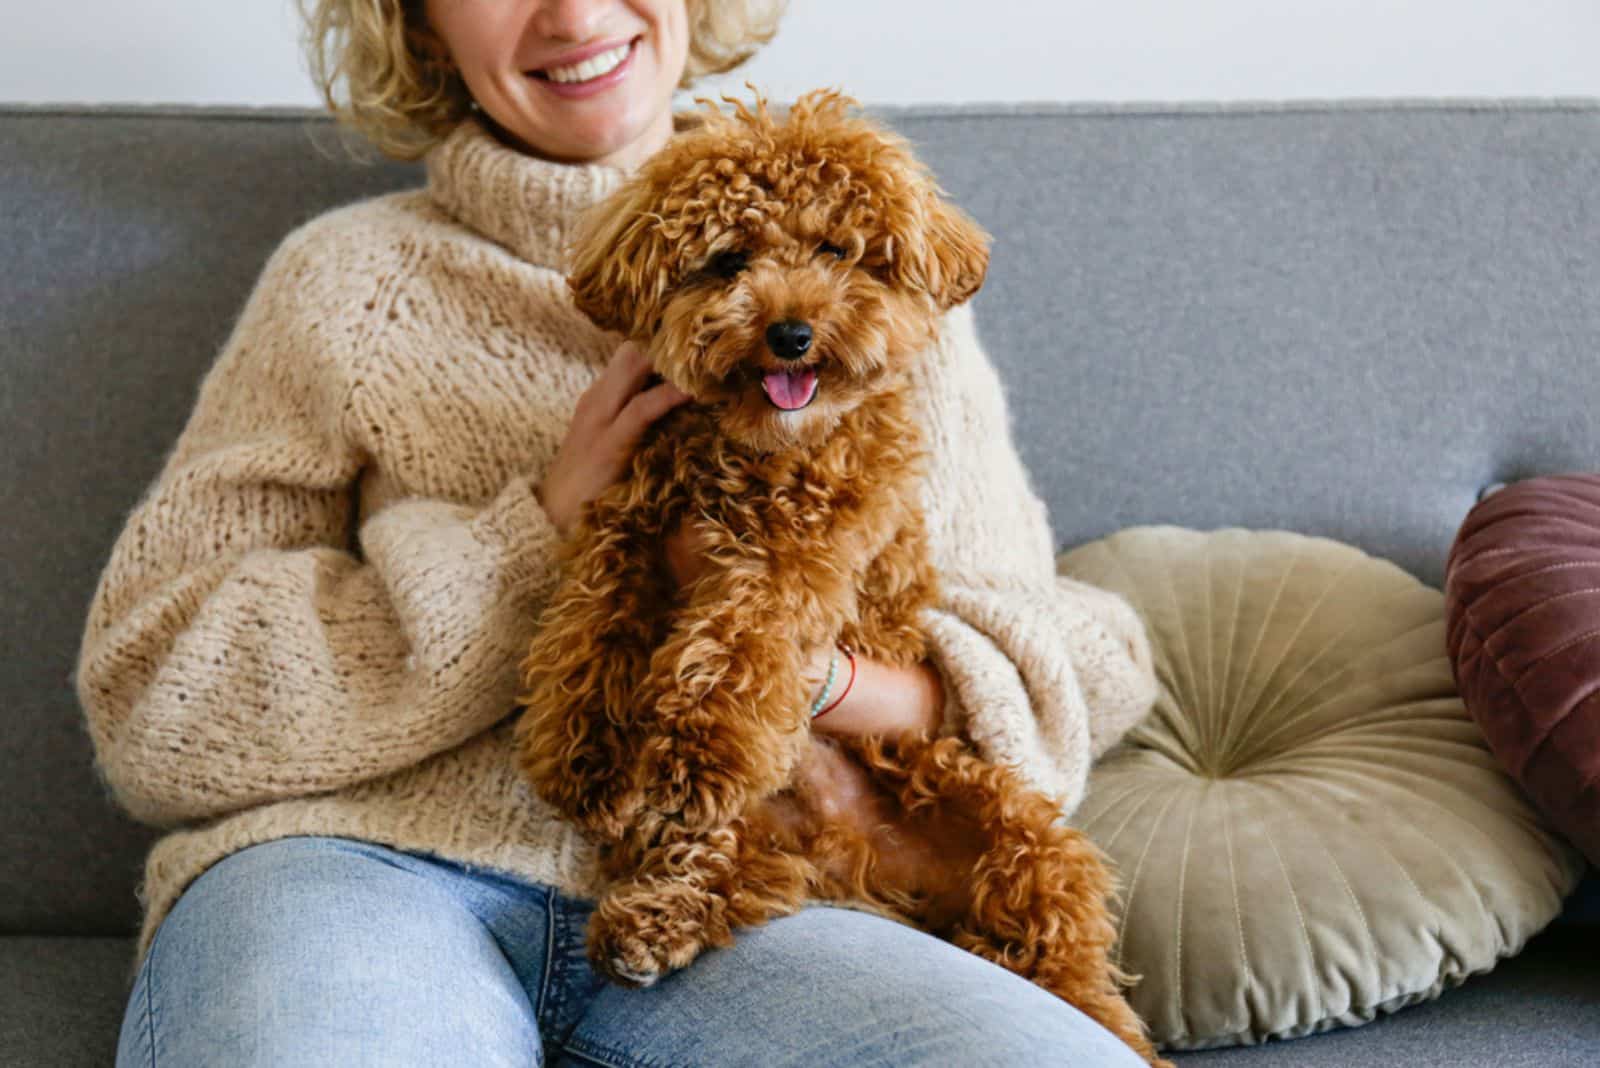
[751,735,984,932]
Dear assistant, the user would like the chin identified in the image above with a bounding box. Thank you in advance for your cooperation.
[499,85,672,167]
[717,386,848,455]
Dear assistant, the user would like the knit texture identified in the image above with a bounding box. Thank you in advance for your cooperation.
[75,118,1157,961]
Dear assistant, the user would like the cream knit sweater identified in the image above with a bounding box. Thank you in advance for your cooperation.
[76,118,1157,960]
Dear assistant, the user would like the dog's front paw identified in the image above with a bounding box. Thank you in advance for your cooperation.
[641,745,752,831]
[588,882,720,987]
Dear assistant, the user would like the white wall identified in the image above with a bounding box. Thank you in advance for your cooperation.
[5,1,1598,107]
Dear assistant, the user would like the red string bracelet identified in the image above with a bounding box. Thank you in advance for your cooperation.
[813,644,856,720]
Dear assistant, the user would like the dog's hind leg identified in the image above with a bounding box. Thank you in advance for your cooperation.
[953,821,1170,1066]
[857,735,1171,1067]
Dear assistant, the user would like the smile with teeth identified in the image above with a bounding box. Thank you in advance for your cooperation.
[537,40,635,83]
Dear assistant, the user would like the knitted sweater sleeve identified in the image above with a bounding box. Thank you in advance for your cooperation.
[75,226,564,828]
[916,305,1158,815]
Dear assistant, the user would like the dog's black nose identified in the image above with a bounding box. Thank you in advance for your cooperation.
[765,319,813,361]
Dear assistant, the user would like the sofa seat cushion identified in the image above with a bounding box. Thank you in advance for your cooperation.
[1057,527,1584,1050]
[0,937,133,1066]
[1173,922,1600,1067]
[1445,474,1600,865]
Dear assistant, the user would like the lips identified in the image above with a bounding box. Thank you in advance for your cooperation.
[526,37,640,99]
[761,369,819,410]
[532,38,635,82]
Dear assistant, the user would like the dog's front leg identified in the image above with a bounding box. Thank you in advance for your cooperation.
[840,517,939,668]
[516,511,670,840]
[634,566,813,832]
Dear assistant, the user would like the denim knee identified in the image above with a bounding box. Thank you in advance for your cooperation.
[118,836,542,1068]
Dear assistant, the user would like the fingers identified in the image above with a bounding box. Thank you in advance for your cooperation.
[543,341,691,536]
[590,342,657,423]
[615,380,692,445]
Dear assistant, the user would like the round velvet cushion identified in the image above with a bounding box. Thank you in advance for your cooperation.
[1057,527,1583,1051]
[1446,474,1600,865]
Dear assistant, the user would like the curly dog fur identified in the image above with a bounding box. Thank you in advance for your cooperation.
[516,90,1166,1065]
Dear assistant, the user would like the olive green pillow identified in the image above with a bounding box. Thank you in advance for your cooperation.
[1058,527,1584,1050]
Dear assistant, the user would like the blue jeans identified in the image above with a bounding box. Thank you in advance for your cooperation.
[117,836,1146,1066]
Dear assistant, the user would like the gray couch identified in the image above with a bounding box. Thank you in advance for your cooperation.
[4,101,1597,1066]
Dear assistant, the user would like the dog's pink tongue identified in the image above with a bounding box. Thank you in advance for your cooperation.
[761,369,818,410]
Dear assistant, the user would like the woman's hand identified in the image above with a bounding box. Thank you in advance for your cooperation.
[537,341,691,537]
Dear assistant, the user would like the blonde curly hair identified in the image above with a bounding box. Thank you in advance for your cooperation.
[299,0,786,160]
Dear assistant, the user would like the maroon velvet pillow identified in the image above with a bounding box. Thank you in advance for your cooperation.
[1446,474,1600,865]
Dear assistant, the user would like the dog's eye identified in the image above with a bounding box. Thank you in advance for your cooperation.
[818,242,847,261]
[707,250,749,279]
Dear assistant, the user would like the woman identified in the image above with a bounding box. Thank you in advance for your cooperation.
[79,1,1158,1063]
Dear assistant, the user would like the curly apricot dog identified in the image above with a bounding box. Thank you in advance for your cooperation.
[517,90,1165,1065]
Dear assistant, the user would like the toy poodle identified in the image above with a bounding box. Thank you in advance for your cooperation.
[517,89,1165,1066]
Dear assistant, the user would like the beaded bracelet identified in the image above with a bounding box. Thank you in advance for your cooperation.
[812,644,857,721]
[808,649,840,718]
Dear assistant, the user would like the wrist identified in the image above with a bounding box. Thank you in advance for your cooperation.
[807,648,840,717]
[811,656,943,738]
[534,480,573,538]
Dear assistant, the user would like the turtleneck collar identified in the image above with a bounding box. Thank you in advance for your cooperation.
[426,117,630,271]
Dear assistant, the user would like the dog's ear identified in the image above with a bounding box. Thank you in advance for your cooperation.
[567,183,671,338]
[890,193,991,310]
